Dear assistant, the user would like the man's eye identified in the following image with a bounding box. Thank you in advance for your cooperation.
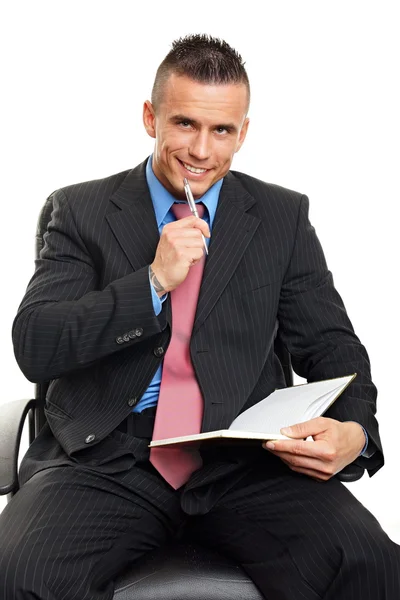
[180,121,191,128]
[216,127,227,134]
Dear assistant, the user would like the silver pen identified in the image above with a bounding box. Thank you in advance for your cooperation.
[183,178,209,255]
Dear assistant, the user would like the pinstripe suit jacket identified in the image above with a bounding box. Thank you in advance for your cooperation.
[13,158,383,499]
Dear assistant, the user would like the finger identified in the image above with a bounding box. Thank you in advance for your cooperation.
[175,246,204,267]
[278,456,333,481]
[280,417,331,439]
[166,216,211,237]
[162,227,210,248]
[173,237,209,250]
[271,450,332,472]
[169,229,209,243]
[189,248,206,264]
[281,459,330,481]
[264,438,324,459]
[289,466,331,482]
[195,218,211,238]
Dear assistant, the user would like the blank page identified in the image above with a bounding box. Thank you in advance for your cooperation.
[229,375,355,434]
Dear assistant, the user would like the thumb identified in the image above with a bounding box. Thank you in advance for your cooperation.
[281,417,327,439]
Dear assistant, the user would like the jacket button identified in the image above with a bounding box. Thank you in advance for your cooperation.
[85,434,96,444]
[135,328,143,337]
[153,346,164,357]
[116,336,124,344]
[127,397,137,407]
[122,333,130,342]
[128,330,137,339]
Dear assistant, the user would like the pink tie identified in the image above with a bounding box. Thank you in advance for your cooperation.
[150,202,206,489]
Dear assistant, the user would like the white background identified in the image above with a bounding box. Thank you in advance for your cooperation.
[1,1,399,542]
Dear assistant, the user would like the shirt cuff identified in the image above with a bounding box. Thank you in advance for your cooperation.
[359,425,369,456]
[149,267,167,315]
[347,421,369,456]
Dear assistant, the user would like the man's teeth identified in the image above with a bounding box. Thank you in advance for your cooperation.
[183,162,207,174]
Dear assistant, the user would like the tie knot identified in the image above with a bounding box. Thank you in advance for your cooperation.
[172,202,205,220]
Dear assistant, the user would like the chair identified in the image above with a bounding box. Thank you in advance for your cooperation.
[0,197,364,599]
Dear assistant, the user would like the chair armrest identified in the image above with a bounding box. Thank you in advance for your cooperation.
[0,398,36,495]
[336,463,364,482]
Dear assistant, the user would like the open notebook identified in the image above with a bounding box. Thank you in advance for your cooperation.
[149,373,357,448]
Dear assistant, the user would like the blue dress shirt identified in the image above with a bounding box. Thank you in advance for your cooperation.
[132,156,222,413]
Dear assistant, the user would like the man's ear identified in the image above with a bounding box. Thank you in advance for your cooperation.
[235,117,250,153]
[143,100,156,139]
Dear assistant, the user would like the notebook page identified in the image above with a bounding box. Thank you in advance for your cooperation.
[229,375,354,434]
[303,384,345,420]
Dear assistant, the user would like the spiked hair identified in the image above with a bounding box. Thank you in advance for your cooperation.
[151,34,250,111]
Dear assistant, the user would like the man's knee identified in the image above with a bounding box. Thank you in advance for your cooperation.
[329,512,400,593]
[352,527,400,578]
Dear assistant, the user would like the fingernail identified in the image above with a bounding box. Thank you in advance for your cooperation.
[265,442,275,450]
[281,427,291,435]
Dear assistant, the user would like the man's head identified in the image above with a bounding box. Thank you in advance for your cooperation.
[143,34,250,199]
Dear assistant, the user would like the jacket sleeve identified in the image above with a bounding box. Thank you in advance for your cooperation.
[277,195,383,476]
[12,189,165,383]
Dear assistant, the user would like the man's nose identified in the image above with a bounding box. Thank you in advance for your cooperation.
[189,131,211,160]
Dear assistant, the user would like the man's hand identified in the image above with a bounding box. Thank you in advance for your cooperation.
[263,417,366,481]
[150,216,210,296]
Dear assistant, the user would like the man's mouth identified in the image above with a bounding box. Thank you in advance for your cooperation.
[179,160,208,174]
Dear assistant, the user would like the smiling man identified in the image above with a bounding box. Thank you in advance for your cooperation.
[2,34,399,600]
[144,71,249,200]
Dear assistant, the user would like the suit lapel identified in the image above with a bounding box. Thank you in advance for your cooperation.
[105,161,259,332]
[106,160,160,271]
[193,172,260,334]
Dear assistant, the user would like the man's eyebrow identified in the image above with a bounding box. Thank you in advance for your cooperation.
[170,114,238,132]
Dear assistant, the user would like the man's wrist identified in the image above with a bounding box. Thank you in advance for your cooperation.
[346,421,369,456]
[149,264,168,298]
[148,266,167,315]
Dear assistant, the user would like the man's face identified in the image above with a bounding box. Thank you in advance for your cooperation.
[143,74,250,199]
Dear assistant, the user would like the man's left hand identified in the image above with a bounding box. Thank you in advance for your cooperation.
[263,417,366,481]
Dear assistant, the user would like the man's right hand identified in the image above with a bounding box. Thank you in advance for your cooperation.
[150,216,210,296]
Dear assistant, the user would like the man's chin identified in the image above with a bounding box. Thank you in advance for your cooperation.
[187,182,211,199]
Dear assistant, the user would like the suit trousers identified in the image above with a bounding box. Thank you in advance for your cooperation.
[1,410,399,600]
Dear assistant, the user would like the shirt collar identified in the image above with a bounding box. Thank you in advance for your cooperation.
[145,155,222,228]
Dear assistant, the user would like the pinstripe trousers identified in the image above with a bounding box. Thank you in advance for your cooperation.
[1,415,399,600]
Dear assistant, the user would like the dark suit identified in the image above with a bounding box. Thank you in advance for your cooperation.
[2,158,398,599]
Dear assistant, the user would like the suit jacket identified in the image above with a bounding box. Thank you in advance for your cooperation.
[13,158,383,504]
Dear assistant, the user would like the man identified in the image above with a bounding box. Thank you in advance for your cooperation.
[1,34,398,599]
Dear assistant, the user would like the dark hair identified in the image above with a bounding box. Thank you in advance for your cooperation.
[151,34,250,112]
